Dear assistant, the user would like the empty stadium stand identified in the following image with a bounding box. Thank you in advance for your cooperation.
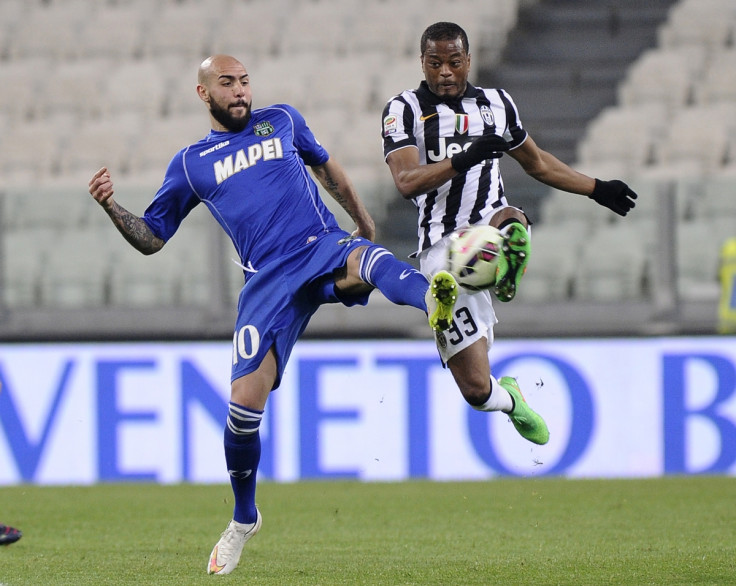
[0,0,735,340]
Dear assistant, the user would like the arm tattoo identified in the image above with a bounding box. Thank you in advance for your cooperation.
[106,200,164,255]
[323,173,348,208]
[320,169,361,223]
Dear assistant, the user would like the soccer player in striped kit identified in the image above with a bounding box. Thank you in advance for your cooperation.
[383,22,637,443]
[89,54,459,575]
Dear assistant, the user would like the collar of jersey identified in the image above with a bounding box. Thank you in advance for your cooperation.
[417,81,483,106]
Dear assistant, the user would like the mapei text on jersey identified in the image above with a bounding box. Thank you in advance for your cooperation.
[213,137,284,184]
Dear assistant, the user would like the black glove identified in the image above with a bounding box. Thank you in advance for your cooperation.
[589,179,638,216]
[451,134,510,173]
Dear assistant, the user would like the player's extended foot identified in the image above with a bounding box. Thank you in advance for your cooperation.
[426,270,459,332]
[0,524,22,545]
[494,223,530,302]
[207,510,262,575]
[499,376,549,445]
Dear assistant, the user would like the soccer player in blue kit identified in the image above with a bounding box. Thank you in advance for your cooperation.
[88,54,458,575]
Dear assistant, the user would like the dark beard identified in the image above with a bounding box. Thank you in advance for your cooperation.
[209,99,251,132]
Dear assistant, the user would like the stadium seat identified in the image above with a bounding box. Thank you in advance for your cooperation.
[343,161,395,223]
[676,218,727,302]
[331,111,384,168]
[57,114,144,181]
[697,175,736,220]
[617,46,708,112]
[37,58,115,122]
[653,104,736,173]
[298,106,349,154]
[246,54,314,111]
[37,231,113,308]
[209,1,287,64]
[572,222,652,301]
[101,60,168,120]
[624,174,701,222]
[106,218,211,307]
[0,119,68,186]
[371,58,425,111]
[0,58,52,122]
[515,223,578,303]
[299,55,380,114]
[280,0,357,58]
[658,0,736,52]
[576,104,668,172]
[160,212,213,306]
[694,49,736,106]
[0,0,29,49]
[166,70,205,118]
[141,2,224,61]
[75,5,148,61]
[3,183,91,231]
[5,1,94,61]
[344,2,418,59]
[126,114,208,177]
[2,228,57,309]
[540,186,621,228]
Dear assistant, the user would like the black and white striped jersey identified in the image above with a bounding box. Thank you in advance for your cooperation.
[382,81,528,255]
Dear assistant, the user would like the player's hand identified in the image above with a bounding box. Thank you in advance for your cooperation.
[353,215,376,242]
[89,167,115,209]
[589,179,637,216]
[451,133,510,173]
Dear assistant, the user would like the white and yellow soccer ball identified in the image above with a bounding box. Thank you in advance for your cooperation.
[447,225,505,291]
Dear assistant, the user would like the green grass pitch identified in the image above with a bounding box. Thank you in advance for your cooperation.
[1,477,735,584]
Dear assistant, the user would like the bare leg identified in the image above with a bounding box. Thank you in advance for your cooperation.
[447,338,491,405]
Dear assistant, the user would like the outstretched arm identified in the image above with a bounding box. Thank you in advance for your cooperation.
[507,135,595,194]
[311,157,376,241]
[88,167,165,255]
[508,135,637,216]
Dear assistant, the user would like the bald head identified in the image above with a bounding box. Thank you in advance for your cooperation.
[197,55,252,132]
[198,54,246,86]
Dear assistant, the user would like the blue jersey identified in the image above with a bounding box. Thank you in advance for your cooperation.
[141,104,370,387]
[143,104,341,272]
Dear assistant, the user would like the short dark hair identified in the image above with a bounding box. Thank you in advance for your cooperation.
[420,22,470,55]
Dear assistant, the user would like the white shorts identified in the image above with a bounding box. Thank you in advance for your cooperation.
[419,235,498,364]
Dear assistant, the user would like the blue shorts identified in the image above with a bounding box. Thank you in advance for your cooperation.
[231,230,371,388]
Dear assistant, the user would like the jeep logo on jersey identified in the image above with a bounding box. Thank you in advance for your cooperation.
[213,137,284,184]
[253,121,275,137]
[427,137,474,162]
[480,105,495,127]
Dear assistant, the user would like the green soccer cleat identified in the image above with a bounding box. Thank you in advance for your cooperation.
[499,376,549,445]
[426,270,459,332]
[494,223,530,302]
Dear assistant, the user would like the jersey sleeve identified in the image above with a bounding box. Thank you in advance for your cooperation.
[382,95,417,159]
[282,104,330,167]
[142,150,201,242]
[496,89,528,149]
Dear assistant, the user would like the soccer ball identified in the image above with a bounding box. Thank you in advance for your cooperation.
[447,225,505,291]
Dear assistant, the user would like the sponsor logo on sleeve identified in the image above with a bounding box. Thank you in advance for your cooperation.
[383,114,398,136]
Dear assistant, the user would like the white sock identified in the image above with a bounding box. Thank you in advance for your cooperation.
[471,376,514,413]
